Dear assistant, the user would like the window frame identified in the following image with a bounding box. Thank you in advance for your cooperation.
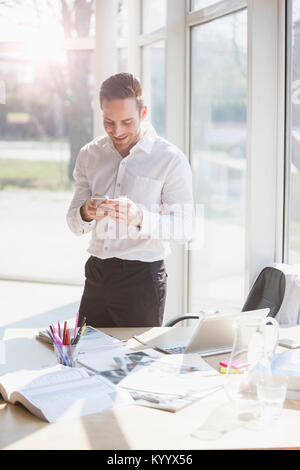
[283,0,297,263]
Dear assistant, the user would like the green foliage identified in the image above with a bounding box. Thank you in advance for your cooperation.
[0,158,74,191]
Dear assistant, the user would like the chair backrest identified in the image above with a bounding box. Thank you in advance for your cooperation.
[242,266,286,319]
[271,263,300,325]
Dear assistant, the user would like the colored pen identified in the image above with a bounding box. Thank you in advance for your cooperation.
[54,333,63,345]
[63,321,67,345]
[73,311,79,342]
[47,329,54,342]
[74,322,86,345]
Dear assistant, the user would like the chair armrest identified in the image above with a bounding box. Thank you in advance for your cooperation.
[164,314,200,327]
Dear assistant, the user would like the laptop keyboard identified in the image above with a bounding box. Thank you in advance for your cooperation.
[161,346,186,354]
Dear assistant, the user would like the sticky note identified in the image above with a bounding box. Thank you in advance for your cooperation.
[219,359,250,370]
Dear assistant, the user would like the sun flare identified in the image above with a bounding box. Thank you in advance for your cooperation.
[23,23,65,65]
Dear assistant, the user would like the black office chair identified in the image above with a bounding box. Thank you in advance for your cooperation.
[164,266,286,327]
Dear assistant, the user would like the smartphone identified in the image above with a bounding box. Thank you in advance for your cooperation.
[278,338,300,349]
[91,195,109,206]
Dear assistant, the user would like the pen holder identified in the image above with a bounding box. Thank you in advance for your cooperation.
[53,343,78,367]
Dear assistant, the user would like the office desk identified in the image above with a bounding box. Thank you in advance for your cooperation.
[1,326,300,450]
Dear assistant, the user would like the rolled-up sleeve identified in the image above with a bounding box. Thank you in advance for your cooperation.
[137,154,195,243]
[66,150,96,236]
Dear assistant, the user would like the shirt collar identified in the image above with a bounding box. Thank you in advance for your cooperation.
[101,122,157,155]
[134,123,157,155]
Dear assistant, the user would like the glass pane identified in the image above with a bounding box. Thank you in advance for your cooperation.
[117,0,128,72]
[190,0,220,11]
[0,46,93,283]
[142,41,165,136]
[0,0,95,41]
[142,0,167,34]
[287,0,300,263]
[117,48,129,72]
[189,10,247,313]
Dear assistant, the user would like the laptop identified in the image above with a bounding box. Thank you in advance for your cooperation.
[153,309,270,357]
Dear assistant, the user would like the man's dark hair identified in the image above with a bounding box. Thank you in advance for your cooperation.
[99,73,144,113]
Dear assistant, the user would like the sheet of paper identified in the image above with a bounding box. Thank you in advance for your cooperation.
[153,353,218,374]
[78,346,136,373]
[130,386,222,412]
[118,358,224,396]
[76,326,124,353]
[78,347,164,374]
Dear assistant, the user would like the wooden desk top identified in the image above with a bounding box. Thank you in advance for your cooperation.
[1,326,300,450]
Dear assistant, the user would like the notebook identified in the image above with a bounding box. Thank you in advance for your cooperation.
[0,365,133,422]
[36,325,124,352]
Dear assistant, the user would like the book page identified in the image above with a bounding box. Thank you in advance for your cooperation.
[19,374,133,422]
[0,365,89,401]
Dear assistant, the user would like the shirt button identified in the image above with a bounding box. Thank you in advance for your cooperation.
[104,247,108,251]
[117,183,121,187]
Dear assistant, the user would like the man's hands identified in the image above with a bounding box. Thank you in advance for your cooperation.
[80,195,143,228]
[103,197,143,228]
[80,194,108,222]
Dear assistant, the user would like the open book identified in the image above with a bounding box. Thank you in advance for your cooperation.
[0,365,133,422]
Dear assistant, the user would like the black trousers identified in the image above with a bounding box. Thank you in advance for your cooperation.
[78,256,167,327]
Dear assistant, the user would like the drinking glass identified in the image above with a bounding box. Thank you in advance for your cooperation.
[257,374,287,424]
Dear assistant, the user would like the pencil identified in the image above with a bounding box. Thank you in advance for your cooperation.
[73,311,79,343]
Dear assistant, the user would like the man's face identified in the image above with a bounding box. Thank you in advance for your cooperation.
[102,97,146,155]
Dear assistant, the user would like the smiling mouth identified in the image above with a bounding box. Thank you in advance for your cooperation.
[114,136,128,143]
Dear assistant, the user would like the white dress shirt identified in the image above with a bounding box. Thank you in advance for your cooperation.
[66,124,194,262]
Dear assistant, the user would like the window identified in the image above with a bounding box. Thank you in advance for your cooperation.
[190,0,221,11]
[142,41,166,136]
[0,0,95,41]
[141,0,167,34]
[188,9,247,313]
[117,0,129,72]
[286,0,300,263]
[0,2,95,284]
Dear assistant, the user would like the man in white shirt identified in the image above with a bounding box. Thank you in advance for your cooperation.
[67,73,194,327]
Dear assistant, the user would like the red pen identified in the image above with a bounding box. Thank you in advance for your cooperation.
[63,321,67,345]
[58,322,61,339]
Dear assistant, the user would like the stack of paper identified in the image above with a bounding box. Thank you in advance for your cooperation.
[36,325,123,352]
[271,349,300,399]
[79,348,224,412]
